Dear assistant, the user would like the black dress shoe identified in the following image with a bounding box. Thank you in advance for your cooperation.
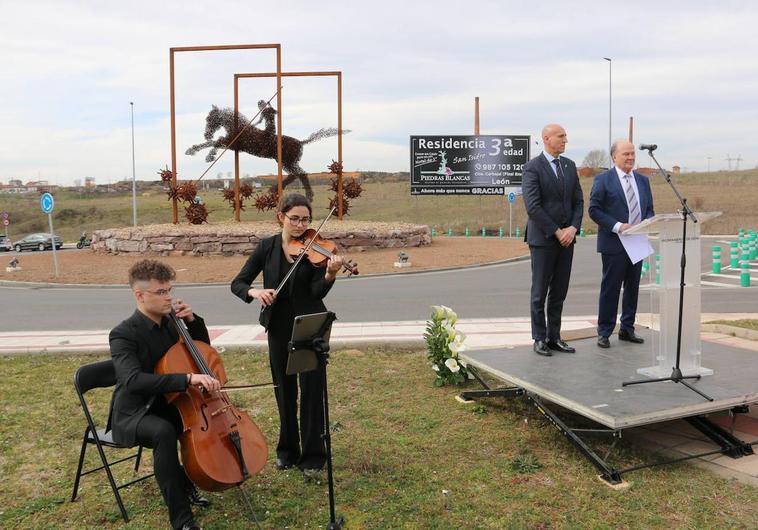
[276,458,294,470]
[618,329,644,344]
[181,522,202,530]
[533,340,552,356]
[187,486,210,508]
[597,336,610,348]
[546,339,576,353]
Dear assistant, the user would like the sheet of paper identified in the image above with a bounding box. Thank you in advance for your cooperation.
[619,233,654,264]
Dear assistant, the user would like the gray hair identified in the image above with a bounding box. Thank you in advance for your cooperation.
[610,139,632,158]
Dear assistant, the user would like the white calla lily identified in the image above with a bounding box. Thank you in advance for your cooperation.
[444,357,460,373]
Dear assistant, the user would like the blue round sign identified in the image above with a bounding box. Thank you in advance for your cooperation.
[40,192,55,214]
[507,192,516,204]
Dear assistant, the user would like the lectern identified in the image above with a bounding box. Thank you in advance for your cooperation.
[626,211,721,378]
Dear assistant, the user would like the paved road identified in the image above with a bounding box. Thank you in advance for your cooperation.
[2,238,755,332]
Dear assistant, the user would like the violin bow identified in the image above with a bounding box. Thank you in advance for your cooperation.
[271,206,336,297]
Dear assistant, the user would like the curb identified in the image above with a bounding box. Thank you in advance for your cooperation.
[701,323,758,342]
[0,254,532,289]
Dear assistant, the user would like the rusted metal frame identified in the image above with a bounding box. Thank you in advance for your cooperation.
[169,44,282,223]
[234,70,344,219]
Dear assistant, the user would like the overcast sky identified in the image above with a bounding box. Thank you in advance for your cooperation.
[2,0,757,185]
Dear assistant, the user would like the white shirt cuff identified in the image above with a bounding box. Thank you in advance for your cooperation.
[612,222,622,234]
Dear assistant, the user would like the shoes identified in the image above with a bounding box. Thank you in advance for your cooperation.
[180,522,202,530]
[276,458,293,470]
[187,486,210,508]
[302,468,323,481]
[546,339,575,353]
[597,336,610,348]
[619,329,644,344]
[533,340,552,356]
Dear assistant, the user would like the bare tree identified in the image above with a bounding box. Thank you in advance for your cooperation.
[582,149,607,169]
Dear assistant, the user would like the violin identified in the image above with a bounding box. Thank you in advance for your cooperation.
[288,228,359,276]
[154,310,268,491]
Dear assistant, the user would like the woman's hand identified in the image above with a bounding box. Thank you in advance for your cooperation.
[248,287,277,307]
[325,255,344,282]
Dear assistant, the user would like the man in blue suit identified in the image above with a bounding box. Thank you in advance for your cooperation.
[589,140,655,348]
[522,124,584,356]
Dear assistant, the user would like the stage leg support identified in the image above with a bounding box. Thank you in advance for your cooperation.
[686,415,755,458]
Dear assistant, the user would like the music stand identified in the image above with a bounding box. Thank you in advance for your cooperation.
[288,311,344,530]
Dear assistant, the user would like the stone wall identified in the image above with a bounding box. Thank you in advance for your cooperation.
[91,221,431,256]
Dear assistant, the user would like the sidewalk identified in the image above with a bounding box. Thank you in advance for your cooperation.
[1,313,756,486]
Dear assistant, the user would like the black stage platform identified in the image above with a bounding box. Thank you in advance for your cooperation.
[459,329,758,484]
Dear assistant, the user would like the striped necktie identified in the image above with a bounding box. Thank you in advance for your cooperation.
[551,158,564,187]
[623,174,641,225]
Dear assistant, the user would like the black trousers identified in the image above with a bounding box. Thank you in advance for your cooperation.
[267,331,326,470]
[135,397,193,530]
[597,252,643,338]
[529,242,575,341]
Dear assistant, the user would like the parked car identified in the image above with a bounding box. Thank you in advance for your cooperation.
[13,233,63,252]
[0,235,12,252]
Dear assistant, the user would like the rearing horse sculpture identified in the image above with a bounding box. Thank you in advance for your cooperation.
[185,105,344,200]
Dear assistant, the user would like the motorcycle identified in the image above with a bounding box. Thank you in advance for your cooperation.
[76,232,92,249]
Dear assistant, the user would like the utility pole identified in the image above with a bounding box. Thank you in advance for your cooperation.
[130,102,137,227]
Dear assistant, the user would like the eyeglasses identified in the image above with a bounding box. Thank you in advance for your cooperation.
[144,287,173,297]
[283,214,312,226]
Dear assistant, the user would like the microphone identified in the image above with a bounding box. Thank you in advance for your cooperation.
[639,143,657,152]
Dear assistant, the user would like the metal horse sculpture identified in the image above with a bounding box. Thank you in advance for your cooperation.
[185,105,344,200]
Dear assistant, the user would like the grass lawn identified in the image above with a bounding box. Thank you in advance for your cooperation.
[707,320,758,332]
[1,348,757,529]
[2,169,757,242]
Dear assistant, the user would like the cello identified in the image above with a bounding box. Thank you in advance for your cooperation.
[155,309,268,491]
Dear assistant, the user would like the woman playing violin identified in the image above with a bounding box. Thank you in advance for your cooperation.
[231,193,344,477]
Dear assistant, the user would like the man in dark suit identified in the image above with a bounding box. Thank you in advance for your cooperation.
[108,259,220,530]
[522,124,584,356]
[589,140,655,348]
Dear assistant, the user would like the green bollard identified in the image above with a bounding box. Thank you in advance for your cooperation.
[515,226,521,238]
[741,262,751,287]
[730,241,740,268]
[579,227,585,237]
[498,227,504,238]
[750,235,757,260]
[465,227,470,237]
[481,227,486,237]
[431,227,437,237]
[712,246,721,274]
[655,254,661,284]
[447,227,453,236]
[641,261,649,278]
[739,228,745,239]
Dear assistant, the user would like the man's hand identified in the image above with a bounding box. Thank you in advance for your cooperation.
[174,299,194,322]
[188,373,221,393]
[618,223,632,234]
[249,287,277,307]
[555,227,576,247]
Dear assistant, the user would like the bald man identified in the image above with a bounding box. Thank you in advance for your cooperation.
[522,124,584,357]
[589,140,655,348]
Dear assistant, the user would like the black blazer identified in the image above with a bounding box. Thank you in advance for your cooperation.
[231,233,334,331]
[107,310,210,447]
[521,153,584,247]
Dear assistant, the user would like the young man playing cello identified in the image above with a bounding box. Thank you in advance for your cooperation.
[107,259,220,530]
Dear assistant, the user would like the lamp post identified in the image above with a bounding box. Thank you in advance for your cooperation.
[603,57,612,167]
[130,102,137,227]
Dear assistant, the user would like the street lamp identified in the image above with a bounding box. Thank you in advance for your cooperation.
[603,58,612,167]
[130,102,137,227]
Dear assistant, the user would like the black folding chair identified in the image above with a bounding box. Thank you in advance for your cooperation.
[71,359,154,522]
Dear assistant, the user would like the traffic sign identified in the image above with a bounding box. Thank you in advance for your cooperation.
[1,211,8,220]
[508,192,516,203]
[40,193,55,214]
[2,219,8,227]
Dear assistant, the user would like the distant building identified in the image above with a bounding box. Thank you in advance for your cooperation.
[85,177,96,188]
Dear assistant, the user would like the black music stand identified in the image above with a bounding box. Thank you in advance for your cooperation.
[288,311,344,530]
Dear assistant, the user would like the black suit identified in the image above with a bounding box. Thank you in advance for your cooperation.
[231,233,334,469]
[521,153,584,342]
[108,310,210,530]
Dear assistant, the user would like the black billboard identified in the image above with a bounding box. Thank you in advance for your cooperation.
[410,135,530,195]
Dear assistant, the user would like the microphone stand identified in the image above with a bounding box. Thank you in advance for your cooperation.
[622,147,713,401]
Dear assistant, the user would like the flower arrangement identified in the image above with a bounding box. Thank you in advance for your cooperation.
[424,305,468,386]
